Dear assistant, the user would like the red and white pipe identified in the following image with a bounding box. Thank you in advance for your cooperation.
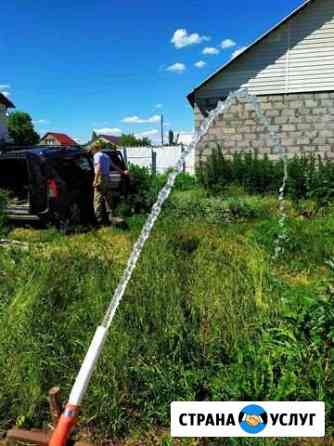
[49,326,108,446]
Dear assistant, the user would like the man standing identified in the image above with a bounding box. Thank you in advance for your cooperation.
[90,141,114,225]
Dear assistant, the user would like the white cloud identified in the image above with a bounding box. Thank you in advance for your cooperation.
[1,91,10,97]
[122,114,161,124]
[221,38,236,49]
[33,119,50,125]
[194,60,207,68]
[171,29,210,49]
[155,104,163,109]
[94,128,122,135]
[166,63,186,73]
[135,129,159,138]
[231,46,247,59]
[202,47,220,55]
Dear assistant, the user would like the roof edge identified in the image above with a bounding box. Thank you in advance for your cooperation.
[0,93,15,108]
[187,0,315,107]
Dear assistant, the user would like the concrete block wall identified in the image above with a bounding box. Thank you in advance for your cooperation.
[195,91,334,166]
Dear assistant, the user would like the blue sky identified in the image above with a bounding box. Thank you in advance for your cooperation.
[1,0,301,144]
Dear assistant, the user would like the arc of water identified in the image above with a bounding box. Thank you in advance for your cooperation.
[49,87,288,446]
[233,90,289,258]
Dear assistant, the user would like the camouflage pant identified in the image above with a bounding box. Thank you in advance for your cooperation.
[94,176,113,224]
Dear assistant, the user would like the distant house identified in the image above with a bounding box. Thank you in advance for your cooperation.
[0,92,15,142]
[85,131,121,149]
[187,0,334,164]
[40,132,78,146]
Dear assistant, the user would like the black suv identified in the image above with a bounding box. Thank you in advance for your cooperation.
[0,145,128,227]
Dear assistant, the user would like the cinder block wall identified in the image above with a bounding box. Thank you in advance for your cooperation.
[195,91,334,166]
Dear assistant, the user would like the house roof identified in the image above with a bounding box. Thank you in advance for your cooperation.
[187,0,315,107]
[97,134,121,145]
[41,132,78,145]
[0,92,15,108]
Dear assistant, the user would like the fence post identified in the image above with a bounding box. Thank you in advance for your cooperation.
[152,149,157,175]
[123,147,128,165]
[181,144,186,173]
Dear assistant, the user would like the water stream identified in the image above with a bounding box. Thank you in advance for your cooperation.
[48,87,291,422]
[102,87,288,329]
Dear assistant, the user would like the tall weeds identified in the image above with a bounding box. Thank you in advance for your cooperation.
[199,146,334,206]
[0,189,333,441]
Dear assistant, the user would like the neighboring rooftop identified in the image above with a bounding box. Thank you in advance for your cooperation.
[96,134,121,145]
[40,132,79,146]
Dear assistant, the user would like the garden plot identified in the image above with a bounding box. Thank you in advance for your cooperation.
[0,183,333,445]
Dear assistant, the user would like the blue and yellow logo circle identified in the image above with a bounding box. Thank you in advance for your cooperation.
[239,404,268,434]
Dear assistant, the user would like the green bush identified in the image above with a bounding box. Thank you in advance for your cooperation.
[166,190,278,224]
[118,165,165,216]
[198,148,282,195]
[199,146,334,206]
[174,172,198,191]
[120,167,197,217]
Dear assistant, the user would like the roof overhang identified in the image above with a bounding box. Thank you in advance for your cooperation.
[0,93,15,108]
[187,0,315,107]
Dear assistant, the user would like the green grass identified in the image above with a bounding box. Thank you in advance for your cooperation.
[0,188,333,445]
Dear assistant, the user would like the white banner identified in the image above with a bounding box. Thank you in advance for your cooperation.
[171,401,325,438]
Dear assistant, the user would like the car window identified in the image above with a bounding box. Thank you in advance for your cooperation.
[75,156,92,172]
[48,156,92,188]
[105,151,126,170]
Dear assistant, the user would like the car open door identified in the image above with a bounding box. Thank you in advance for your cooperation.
[26,153,48,214]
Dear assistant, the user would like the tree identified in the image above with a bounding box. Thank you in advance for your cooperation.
[168,129,175,145]
[140,137,152,146]
[119,133,151,147]
[7,111,40,145]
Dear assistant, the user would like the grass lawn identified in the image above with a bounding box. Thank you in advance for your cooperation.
[0,187,333,446]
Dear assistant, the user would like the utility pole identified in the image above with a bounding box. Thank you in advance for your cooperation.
[160,113,164,146]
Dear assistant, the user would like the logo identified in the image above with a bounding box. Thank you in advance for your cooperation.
[238,404,268,434]
[171,401,325,438]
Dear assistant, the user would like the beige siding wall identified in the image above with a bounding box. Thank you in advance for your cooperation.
[196,0,334,102]
[288,0,334,92]
[40,136,60,145]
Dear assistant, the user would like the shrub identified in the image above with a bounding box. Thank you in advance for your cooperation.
[198,147,282,195]
[120,167,197,217]
[119,165,166,216]
[173,172,197,191]
[199,146,334,206]
[166,190,278,224]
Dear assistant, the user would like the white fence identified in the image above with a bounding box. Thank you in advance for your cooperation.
[122,145,195,175]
